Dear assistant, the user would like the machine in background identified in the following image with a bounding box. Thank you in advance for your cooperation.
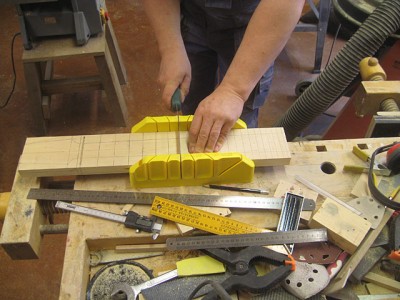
[12,0,105,50]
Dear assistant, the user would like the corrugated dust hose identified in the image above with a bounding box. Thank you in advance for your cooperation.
[274,0,400,141]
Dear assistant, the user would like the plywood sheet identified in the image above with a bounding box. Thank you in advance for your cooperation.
[17,128,291,177]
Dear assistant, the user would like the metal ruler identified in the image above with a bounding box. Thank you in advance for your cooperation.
[166,228,328,250]
[28,188,316,211]
[150,196,265,235]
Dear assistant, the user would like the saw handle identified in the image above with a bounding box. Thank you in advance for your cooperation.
[171,88,182,112]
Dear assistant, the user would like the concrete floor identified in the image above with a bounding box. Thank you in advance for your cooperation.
[0,2,346,299]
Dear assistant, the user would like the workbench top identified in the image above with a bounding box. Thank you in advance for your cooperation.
[1,136,399,299]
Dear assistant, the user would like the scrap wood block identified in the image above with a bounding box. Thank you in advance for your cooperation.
[115,244,168,253]
[308,198,371,254]
[363,272,400,292]
[0,174,44,259]
[17,128,291,177]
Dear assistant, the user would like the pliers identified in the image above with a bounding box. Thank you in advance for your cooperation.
[343,145,391,176]
[198,246,296,299]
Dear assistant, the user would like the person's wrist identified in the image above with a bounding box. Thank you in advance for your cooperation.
[159,40,186,57]
[217,82,248,104]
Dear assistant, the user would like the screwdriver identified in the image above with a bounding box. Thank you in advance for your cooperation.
[171,88,182,154]
[204,184,270,195]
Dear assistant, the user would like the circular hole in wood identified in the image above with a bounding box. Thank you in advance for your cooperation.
[320,162,336,174]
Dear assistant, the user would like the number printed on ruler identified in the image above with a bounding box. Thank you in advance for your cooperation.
[150,196,264,235]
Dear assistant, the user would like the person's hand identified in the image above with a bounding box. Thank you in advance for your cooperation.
[188,87,245,153]
[158,47,191,109]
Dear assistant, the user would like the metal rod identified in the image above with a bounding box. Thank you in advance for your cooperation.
[40,224,69,235]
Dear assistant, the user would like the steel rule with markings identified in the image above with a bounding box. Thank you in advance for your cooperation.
[166,228,328,250]
[150,196,264,235]
[28,188,316,211]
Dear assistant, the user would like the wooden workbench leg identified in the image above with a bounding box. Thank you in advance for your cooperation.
[41,61,54,120]
[94,44,128,127]
[0,174,45,259]
[106,21,127,85]
[23,62,47,135]
[60,215,90,300]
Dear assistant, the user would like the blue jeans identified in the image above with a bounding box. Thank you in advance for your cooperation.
[180,0,274,128]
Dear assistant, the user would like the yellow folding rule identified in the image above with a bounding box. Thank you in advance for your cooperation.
[150,196,263,235]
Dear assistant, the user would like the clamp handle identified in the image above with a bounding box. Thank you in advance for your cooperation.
[285,254,296,271]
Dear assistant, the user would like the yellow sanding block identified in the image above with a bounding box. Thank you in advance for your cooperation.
[177,255,226,276]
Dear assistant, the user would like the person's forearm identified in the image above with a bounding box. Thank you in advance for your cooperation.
[220,0,305,100]
[140,0,184,55]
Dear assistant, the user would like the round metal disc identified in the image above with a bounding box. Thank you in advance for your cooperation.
[86,261,153,300]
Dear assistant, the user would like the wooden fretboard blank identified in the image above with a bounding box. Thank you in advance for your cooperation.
[18,128,290,177]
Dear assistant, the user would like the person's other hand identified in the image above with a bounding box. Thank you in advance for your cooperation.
[158,47,191,109]
[188,87,245,153]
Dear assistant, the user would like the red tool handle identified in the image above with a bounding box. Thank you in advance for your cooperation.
[327,251,349,279]
[387,143,400,173]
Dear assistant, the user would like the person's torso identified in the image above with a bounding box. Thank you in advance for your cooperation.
[181,0,260,31]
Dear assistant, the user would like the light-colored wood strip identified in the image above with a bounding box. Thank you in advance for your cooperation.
[17,128,291,177]
[59,213,91,300]
[363,272,400,292]
[115,244,168,253]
